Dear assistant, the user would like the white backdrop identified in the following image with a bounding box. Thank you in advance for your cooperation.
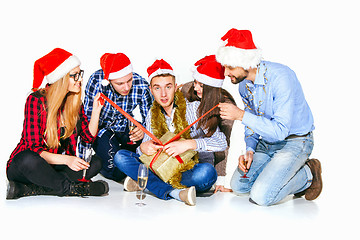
[1,0,359,231]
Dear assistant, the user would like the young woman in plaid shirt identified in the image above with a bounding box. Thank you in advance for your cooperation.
[6,48,109,199]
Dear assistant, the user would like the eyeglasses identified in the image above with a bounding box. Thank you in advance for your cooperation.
[69,70,84,81]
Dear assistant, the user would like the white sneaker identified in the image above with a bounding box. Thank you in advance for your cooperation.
[179,186,196,206]
[123,176,140,192]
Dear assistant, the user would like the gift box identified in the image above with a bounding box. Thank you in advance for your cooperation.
[139,131,197,185]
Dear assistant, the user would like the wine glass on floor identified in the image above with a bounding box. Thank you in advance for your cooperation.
[136,164,149,206]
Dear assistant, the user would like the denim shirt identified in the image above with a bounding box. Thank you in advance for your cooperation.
[240,61,314,152]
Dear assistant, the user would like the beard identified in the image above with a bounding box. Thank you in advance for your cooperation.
[230,75,246,84]
[228,69,249,84]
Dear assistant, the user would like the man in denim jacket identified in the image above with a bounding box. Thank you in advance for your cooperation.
[217,29,322,206]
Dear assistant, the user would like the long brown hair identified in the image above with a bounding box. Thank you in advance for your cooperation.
[186,83,232,137]
[41,73,82,149]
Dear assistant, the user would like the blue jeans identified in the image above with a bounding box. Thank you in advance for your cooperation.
[114,149,217,200]
[231,133,314,206]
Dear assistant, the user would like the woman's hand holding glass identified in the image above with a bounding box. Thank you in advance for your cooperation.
[65,155,89,172]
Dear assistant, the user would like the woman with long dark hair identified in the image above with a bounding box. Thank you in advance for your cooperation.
[181,55,236,193]
[6,48,108,199]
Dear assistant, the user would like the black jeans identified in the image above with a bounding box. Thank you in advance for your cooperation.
[7,150,102,195]
[93,129,139,182]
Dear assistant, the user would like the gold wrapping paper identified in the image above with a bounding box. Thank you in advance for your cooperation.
[139,131,197,185]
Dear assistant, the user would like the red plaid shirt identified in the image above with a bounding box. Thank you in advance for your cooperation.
[7,91,96,169]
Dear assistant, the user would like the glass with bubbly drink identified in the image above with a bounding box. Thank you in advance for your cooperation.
[136,163,149,206]
[127,120,136,145]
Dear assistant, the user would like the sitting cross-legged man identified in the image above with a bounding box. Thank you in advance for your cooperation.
[114,59,227,206]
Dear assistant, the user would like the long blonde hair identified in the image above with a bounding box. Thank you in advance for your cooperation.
[43,73,82,149]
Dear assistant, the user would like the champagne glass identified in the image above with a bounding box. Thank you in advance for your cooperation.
[127,120,136,145]
[136,164,149,206]
[241,150,249,179]
[78,148,93,182]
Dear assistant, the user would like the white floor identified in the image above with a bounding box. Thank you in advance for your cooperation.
[1,1,359,239]
[0,173,355,240]
[1,116,356,239]
[1,117,357,239]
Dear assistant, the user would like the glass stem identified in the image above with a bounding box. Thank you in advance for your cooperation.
[82,169,87,179]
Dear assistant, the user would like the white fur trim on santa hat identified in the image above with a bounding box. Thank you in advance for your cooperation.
[108,64,133,80]
[46,55,81,84]
[101,79,110,86]
[216,46,262,70]
[192,70,223,88]
[148,69,175,81]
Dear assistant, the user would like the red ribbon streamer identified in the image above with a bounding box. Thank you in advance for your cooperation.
[163,103,220,145]
[99,93,219,172]
[100,93,162,145]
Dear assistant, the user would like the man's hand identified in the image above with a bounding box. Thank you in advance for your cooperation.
[219,102,244,121]
[129,126,144,142]
[140,140,163,156]
[238,151,254,173]
[163,139,196,157]
[214,185,233,193]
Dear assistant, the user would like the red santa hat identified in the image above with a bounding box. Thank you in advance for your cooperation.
[33,48,81,90]
[147,59,175,81]
[100,53,133,86]
[192,55,225,88]
[216,29,262,69]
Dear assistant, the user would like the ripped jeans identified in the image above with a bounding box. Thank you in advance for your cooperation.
[231,133,314,206]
